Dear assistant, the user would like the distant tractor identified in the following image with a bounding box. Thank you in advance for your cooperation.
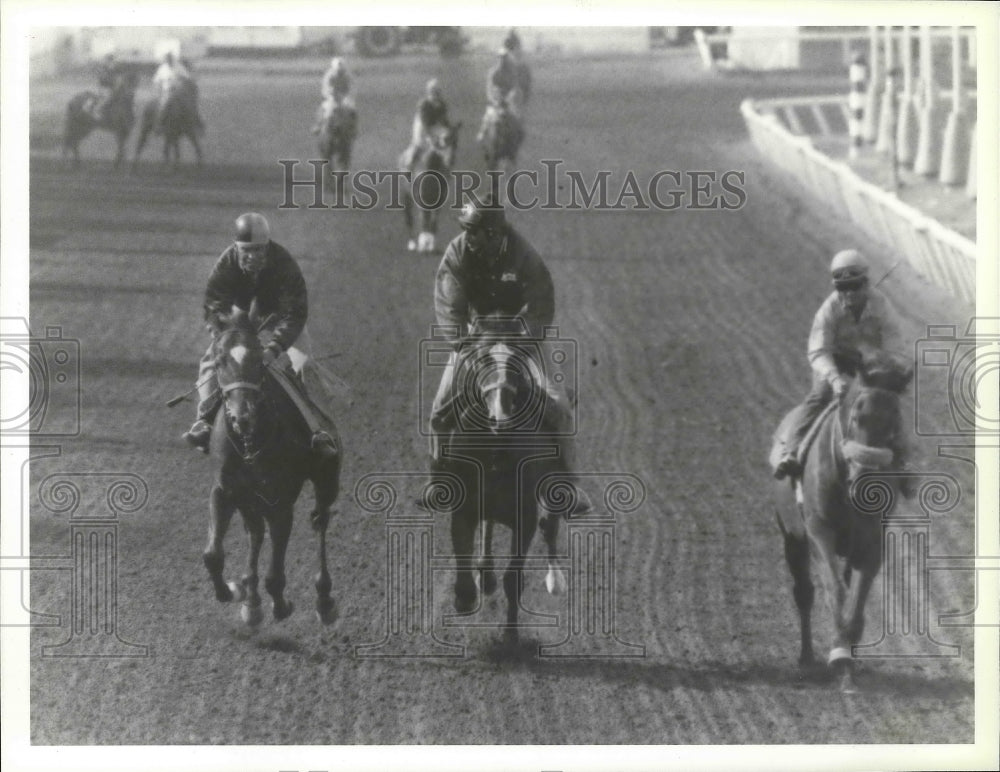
[353,27,465,58]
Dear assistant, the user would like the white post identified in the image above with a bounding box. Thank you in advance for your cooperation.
[965,122,977,199]
[862,26,883,143]
[876,26,897,153]
[896,26,919,165]
[913,25,942,176]
[939,26,971,185]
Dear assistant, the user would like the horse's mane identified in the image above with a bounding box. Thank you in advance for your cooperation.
[856,352,913,394]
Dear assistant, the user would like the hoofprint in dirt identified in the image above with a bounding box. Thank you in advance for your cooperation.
[26,47,978,746]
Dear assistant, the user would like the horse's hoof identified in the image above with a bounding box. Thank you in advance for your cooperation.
[240,602,263,627]
[315,599,338,626]
[227,580,247,603]
[544,568,567,596]
[481,571,497,596]
[273,600,295,622]
[215,584,233,603]
[454,591,477,615]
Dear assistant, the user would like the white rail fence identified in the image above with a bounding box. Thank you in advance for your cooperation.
[741,96,975,305]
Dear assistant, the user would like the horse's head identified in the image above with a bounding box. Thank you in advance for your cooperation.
[426,122,462,169]
[212,310,265,450]
[455,308,541,433]
[841,352,912,481]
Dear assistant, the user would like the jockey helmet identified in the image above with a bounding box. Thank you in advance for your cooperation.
[830,249,869,288]
[330,57,344,73]
[504,29,522,53]
[458,196,506,232]
[234,212,271,246]
[426,78,441,97]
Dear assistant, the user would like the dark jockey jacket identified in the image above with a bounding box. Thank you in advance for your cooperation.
[418,95,451,130]
[204,240,308,353]
[434,226,554,341]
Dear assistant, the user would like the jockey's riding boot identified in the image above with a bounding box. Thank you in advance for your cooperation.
[183,418,212,454]
[774,450,801,480]
[310,430,340,462]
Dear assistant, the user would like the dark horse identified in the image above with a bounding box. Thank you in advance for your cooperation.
[202,311,341,626]
[402,122,462,253]
[772,354,913,691]
[316,102,358,177]
[63,69,139,167]
[431,311,568,644]
[480,104,524,174]
[134,79,203,168]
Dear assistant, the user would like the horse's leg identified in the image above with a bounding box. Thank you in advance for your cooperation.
[807,517,851,670]
[776,506,815,667]
[478,518,497,596]
[403,192,417,251]
[310,493,337,625]
[538,508,566,596]
[451,511,478,614]
[264,507,295,622]
[203,483,238,603]
[834,527,882,692]
[188,130,203,167]
[502,515,535,644]
[239,508,266,626]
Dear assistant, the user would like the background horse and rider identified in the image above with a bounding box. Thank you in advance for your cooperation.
[315,101,358,181]
[62,68,139,167]
[401,121,462,253]
[198,310,342,627]
[429,311,569,645]
[771,351,914,692]
[134,77,204,168]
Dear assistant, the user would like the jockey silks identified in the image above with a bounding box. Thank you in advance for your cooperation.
[434,226,554,340]
[204,240,308,354]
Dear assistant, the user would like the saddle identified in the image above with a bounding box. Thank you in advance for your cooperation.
[768,401,838,479]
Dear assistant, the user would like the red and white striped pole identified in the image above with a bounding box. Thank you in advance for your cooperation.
[896,25,919,166]
[861,26,883,143]
[848,49,868,160]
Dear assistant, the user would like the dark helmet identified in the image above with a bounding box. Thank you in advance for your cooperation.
[457,195,506,232]
[234,212,271,246]
[503,29,522,53]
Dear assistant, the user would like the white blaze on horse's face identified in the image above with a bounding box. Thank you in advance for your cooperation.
[481,342,518,430]
[229,345,249,366]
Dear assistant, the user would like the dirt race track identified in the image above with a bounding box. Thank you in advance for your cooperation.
[22,45,985,755]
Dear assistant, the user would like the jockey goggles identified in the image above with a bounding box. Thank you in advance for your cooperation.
[832,267,868,291]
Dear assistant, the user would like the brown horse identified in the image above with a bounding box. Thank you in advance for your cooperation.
[62,70,139,167]
[431,312,568,644]
[201,312,341,626]
[772,355,912,691]
[402,122,461,253]
[134,79,204,168]
[316,102,358,176]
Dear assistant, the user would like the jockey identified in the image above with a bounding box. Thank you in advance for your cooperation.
[152,50,204,134]
[429,196,591,512]
[313,57,356,135]
[477,48,520,143]
[774,249,910,480]
[182,212,339,461]
[88,52,121,121]
[401,78,452,171]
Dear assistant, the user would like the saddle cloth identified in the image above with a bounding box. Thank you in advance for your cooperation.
[768,401,838,477]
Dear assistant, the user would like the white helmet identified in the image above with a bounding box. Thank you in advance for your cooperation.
[830,249,869,287]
